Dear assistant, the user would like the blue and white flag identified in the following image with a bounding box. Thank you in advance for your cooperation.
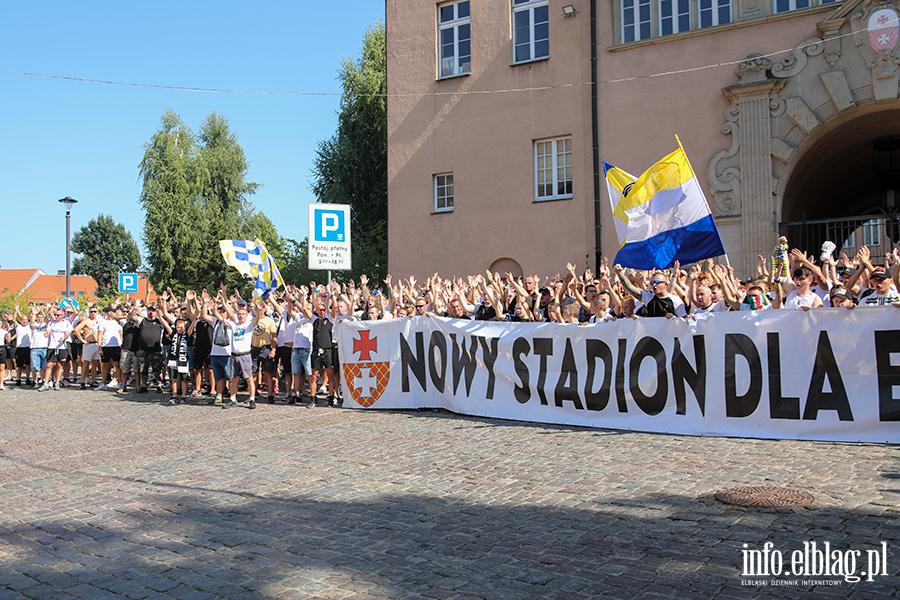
[219,238,284,299]
[605,139,725,270]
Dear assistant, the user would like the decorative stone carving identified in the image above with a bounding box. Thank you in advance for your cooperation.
[736,54,772,83]
[708,110,742,216]
[772,38,825,78]
[818,19,845,67]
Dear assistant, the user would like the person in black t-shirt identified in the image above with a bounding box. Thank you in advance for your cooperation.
[118,307,141,393]
[136,306,166,393]
[311,302,338,406]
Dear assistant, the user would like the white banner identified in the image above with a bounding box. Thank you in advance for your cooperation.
[337,309,900,443]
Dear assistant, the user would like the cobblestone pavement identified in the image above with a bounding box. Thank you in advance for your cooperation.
[0,383,898,600]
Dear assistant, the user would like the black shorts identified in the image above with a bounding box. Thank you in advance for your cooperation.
[47,348,70,363]
[70,341,83,360]
[169,368,191,382]
[15,347,30,366]
[0,347,7,363]
[311,347,334,370]
[192,345,211,369]
[100,347,121,363]
[251,345,276,373]
[276,346,292,376]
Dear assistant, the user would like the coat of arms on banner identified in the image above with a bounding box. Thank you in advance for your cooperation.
[343,330,390,407]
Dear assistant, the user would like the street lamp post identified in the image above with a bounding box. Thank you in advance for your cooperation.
[58,197,78,299]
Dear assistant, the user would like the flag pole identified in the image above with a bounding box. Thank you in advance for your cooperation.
[676,134,732,272]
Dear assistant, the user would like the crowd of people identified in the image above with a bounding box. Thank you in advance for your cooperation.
[1,238,897,404]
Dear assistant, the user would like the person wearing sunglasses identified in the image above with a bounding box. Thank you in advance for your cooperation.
[614,264,686,319]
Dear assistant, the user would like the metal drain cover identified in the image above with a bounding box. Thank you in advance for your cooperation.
[715,486,815,508]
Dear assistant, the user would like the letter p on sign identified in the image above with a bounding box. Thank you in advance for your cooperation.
[119,273,139,293]
[315,209,345,242]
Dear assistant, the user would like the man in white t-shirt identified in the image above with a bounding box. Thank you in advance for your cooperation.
[218,298,261,409]
[13,307,32,386]
[96,306,124,391]
[285,289,314,407]
[44,307,74,391]
[29,306,50,386]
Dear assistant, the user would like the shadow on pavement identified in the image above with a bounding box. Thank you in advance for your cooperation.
[2,475,898,600]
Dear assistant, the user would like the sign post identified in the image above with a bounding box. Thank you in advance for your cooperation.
[308,204,351,272]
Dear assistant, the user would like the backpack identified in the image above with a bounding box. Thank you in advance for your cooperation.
[213,321,230,347]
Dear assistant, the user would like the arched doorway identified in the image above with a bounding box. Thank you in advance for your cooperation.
[779,107,900,262]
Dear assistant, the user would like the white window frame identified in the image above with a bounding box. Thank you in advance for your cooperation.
[434,173,454,213]
[622,0,652,43]
[512,0,550,64]
[439,1,471,78]
[660,0,690,35]
[774,0,810,13]
[863,219,881,246]
[534,137,573,202]
[699,0,731,28]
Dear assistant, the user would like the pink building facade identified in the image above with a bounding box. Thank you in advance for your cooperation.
[388,0,900,279]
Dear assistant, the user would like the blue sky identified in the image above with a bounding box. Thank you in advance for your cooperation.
[0,1,385,272]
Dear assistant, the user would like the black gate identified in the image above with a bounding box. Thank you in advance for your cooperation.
[778,214,900,266]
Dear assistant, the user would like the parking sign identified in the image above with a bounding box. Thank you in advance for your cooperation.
[119,273,139,293]
[308,204,351,270]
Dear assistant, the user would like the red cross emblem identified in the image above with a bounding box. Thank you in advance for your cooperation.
[352,330,378,361]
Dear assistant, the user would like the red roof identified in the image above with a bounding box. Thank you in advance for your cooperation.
[0,269,42,297]
[26,274,98,304]
[0,269,157,305]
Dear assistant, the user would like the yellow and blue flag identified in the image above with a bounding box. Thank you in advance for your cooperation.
[605,138,725,270]
[219,238,284,299]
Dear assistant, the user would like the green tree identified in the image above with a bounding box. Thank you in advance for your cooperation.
[311,20,387,281]
[277,237,316,288]
[138,110,205,291]
[196,112,261,290]
[138,110,262,295]
[71,214,142,294]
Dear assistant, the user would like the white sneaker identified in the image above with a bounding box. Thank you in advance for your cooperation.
[107,381,119,390]
[96,383,108,391]
[38,383,51,392]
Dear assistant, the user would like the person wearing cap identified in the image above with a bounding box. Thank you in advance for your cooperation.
[136,304,166,394]
[74,305,102,388]
[858,266,900,307]
[829,287,856,309]
[95,305,123,391]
